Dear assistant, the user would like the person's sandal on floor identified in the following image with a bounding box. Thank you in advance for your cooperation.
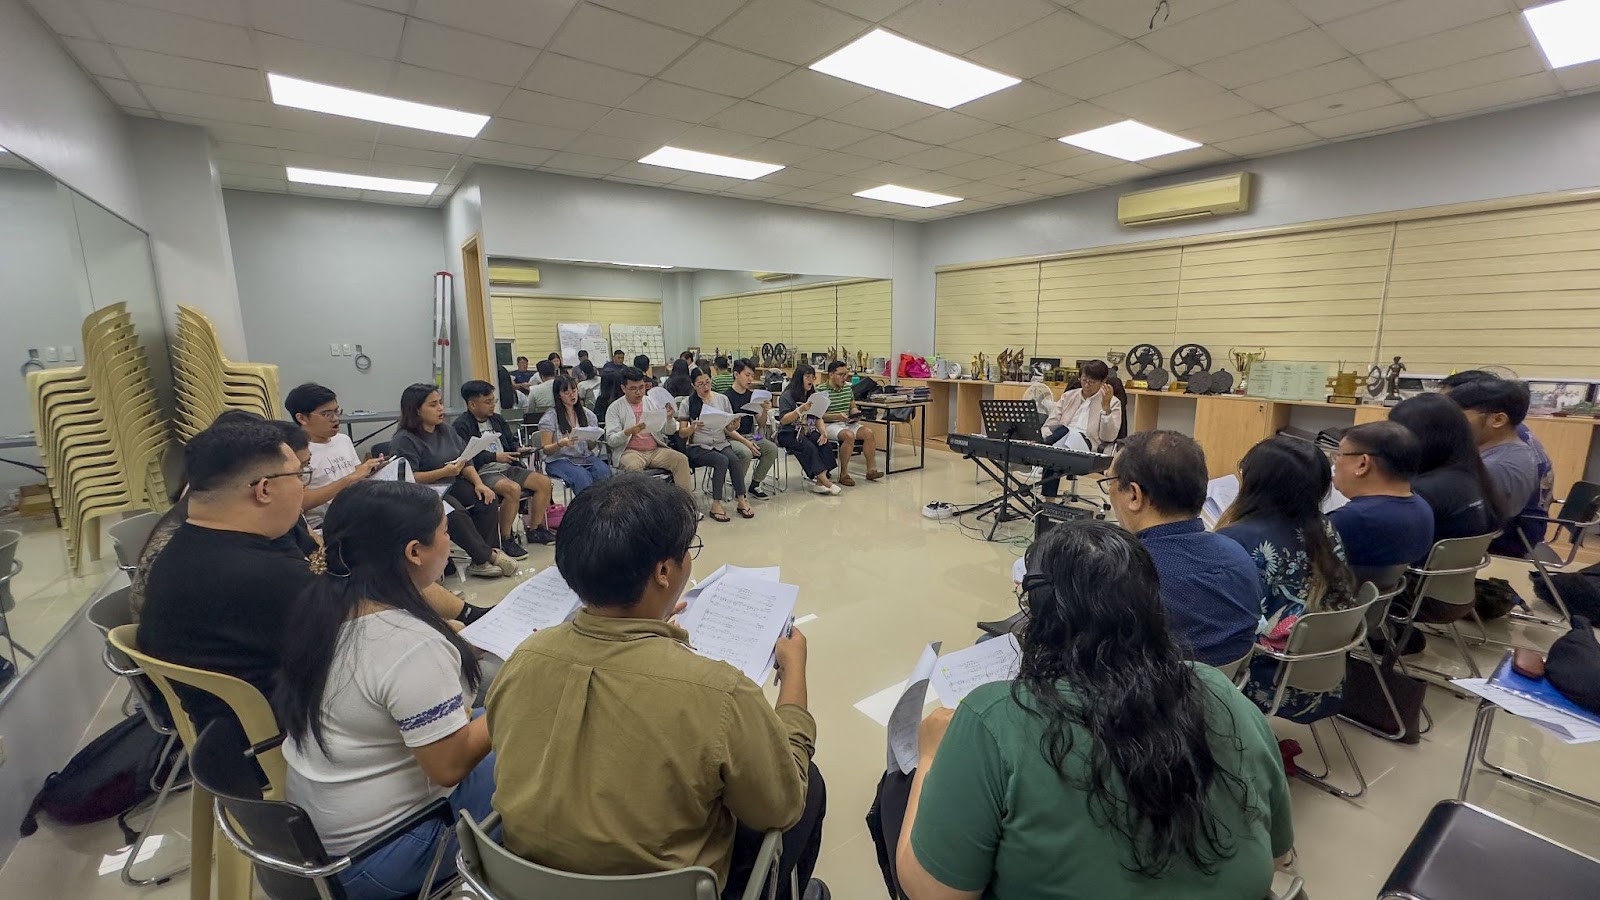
[736,499,755,519]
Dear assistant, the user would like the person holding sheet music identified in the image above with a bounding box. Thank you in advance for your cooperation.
[726,359,777,499]
[1038,360,1121,500]
[456,380,556,553]
[778,364,841,496]
[891,521,1293,900]
[390,383,518,579]
[538,375,613,495]
[821,360,882,486]
[603,367,694,497]
[679,369,757,522]
[486,475,827,900]
[276,480,495,900]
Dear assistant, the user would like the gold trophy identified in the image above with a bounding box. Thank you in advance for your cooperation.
[1229,348,1265,395]
[971,352,985,381]
[1106,348,1126,379]
[1327,364,1360,405]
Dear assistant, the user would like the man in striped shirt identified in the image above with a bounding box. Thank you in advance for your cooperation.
[710,355,736,393]
[822,360,882,486]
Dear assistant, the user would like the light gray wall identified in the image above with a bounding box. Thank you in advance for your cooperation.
[923,90,1600,268]
[504,260,668,300]
[442,174,483,399]
[0,169,87,435]
[227,190,447,415]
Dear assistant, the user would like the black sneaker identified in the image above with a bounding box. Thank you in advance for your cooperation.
[803,879,830,900]
[526,527,556,545]
[500,537,528,558]
[749,484,771,500]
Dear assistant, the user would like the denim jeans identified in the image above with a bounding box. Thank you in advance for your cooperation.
[545,456,613,495]
[337,752,498,900]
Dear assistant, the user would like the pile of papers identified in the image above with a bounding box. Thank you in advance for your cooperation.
[1454,656,1600,744]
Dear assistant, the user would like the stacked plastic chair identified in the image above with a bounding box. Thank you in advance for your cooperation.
[171,304,281,439]
[26,303,171,571]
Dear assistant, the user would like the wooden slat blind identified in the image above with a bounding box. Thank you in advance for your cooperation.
[699,296,741,356]
[1036,248,1180,364]
[492,295,661,361]
[837,279,892,359]
[935,263,1038,365]
[738,291,788,349]
[788,285,838,356]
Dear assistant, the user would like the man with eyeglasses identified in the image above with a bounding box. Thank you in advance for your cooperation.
[1327,421,1435,585]
[137,419,316,735]
[286,382,386,529]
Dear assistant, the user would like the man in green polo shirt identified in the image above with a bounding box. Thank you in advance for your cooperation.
[820,360,881,486]
[710,355,736,393]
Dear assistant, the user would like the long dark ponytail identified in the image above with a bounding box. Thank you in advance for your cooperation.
[275,480,482,756]
[1015,520,1249,877]
[552,375,588,434]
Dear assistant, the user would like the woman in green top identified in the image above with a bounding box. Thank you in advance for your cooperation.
[898,520,1294,900]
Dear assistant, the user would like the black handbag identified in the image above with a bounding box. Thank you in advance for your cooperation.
[1341,646,1428,744]
[1546,616,1600,715]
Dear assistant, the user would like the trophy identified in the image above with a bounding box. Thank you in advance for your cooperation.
[971,352,986,381]
[1327,363,1360,405]
[1384,356,1406,405]
[1229,347,1265,395]
[1106,348,1126,379]
[857,350,868,372]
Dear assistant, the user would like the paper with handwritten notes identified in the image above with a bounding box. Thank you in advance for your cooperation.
[679,574,797,684]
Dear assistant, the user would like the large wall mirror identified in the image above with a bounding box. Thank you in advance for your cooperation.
[0,145,172,694]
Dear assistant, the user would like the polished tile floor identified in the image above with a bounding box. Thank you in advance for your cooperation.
[1,512,120,681]
[3,448,1598,899]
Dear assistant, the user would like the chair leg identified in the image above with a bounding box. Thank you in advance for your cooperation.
[1447,623,1483,678]
[1296,718,1368,799]
[188,786,214,900]
[215,819,254,900]
[120,746,190,887]
[1466,701,1600,812]
[1513,558,1572,627]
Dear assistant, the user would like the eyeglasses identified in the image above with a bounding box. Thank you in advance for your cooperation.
[1324,448,1369,462]
[1094,474,1119,495]
[685,535,703,561]
[248,465,312,489]
[313,408,343,420]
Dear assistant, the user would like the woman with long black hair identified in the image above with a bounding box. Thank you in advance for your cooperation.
[663,358,695,399]
[1218,435,1356,721]
[1389,393,1500,547]
[593,369,624,425]
[538,375,613,495]
[776,364,839,495]
[388,383,517,578]
[276,481,494,900]
[678,368,757,521]
[896,520,1292,899]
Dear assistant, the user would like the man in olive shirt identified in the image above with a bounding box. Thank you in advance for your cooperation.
[486,475,827,899]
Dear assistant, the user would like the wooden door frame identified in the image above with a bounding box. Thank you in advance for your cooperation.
[460,234,492,384]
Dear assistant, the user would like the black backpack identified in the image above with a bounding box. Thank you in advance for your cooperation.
[19,714,180,842]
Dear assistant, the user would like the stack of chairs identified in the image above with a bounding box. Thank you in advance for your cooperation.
[171,304,281,439]
[25,303,171,571]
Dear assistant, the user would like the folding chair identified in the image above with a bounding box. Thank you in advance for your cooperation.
[1458,653,1600,815]
[109,510,163,574]
[1508,480,1600,628]
[1380,800,1600,899]
[1390,533,1496,683]
[0,529,36,662]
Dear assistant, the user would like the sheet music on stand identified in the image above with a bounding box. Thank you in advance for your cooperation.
[459,568,583,660]
[678,574,797,684]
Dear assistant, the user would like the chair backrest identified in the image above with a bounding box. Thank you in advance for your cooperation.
[1213,649,1254,682]
[88,586,177,732]
[369,441,392,460]
[1411,533,1495,609]
[109,510,162,572]
[106,624,286,797]
[1280,582,1381,694]
[456,810,720,900]
[0,528,19,608]
[1558,481,1600,528]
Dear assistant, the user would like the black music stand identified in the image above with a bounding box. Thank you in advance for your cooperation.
[957,400,1046,540]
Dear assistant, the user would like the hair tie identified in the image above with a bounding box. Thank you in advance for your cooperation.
[309,543,352,578]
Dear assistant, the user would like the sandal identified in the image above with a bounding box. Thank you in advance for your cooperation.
[737,504,755,519]
[710,509,732,523]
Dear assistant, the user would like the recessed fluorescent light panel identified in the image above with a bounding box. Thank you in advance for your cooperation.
[638,146,783,179]
[854,184,962,208]
[1524,0,1600,68]
[268,74,488,137]
[286,167,437,195]
[1059,120,1200,162]
[810,29,1020,109]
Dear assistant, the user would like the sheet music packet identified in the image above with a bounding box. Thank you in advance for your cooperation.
[571,425,604,443]
[1453,657,1600,744]
[451,433,499,466]
[678,574,797,684]
[741,389,774,414]
[804,391,832,419]
[681,564,781,612]
[372,457,415,483]
[459,567,584,661]
[887,643,943,774]
[930,635,1022,708]
[697,406,745,433]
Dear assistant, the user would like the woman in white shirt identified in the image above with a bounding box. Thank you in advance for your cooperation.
[537,375,613,495]
[276,480,494,900]
[678,369,757,521]
[1039,359,1123,500]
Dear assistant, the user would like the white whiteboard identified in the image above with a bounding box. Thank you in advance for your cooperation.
[557,322,608,366]
[610,324,665,366]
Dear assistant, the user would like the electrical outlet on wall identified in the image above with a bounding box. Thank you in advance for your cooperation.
[44,347,58,362]
[62,345,76,362]
[342,343,354,356]
[330,342,341,357]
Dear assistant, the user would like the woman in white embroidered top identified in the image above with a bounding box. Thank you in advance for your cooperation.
[1039,359,1123,501]
[276,480,494,900]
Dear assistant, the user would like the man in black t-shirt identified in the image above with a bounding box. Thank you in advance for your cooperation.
[138,420,313,733]
[723,360,778,499]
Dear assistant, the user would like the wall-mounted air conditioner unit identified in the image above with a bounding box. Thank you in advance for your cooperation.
[752,271,794,282]
[488,265,540,286]
[1117,172,1253,226]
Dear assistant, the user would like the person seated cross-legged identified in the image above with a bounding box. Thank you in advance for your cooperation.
[602,367,694,500]
[819,360,880,486]
[486,475,827,900]
[454,380,556,553]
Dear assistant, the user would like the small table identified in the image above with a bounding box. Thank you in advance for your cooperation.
[858,400,930,475]
[340,410,402,447]
[0,434,44,476]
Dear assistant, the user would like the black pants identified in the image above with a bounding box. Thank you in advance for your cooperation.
[1039,425,1071,498]
[778,431,836,481]
[443,479,499,565]
[688,445,744,501]
[724,763,827,900]
[865,768,915,900]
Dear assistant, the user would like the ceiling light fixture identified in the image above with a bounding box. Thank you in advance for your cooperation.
[810,29,1020,109]
[286,167,437,195]
[854,184,962,208]
[1058,120,1200,161]
[1524,0,1600,68]
[268,73,489,137]
[638,146,783,179]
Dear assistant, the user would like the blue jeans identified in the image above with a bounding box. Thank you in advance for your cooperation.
[545,456,613,495]
[338,752,498,900]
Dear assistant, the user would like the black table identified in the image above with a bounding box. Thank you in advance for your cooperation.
[858,400,930,475]
[0,434,44,476]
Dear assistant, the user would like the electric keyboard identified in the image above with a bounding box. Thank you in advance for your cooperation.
[947,432,1111,476]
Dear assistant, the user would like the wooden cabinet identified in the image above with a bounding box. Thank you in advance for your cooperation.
[1523,417,1598,508]
[1194,397,1275,478]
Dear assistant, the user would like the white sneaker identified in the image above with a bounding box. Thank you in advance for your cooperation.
[826,483,842,496]
[467,561,504,578]
[491,550,519,577]
[1017,466,1044,485]
[808,479,832,495]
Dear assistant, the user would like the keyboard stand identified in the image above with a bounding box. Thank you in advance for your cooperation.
[956,400,1047,540]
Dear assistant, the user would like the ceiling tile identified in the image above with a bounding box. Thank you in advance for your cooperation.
[1301,101,1427,139]
[704,102,814,138]
[723,179,794,198]
[25,0,99,39]
[1413,72,1561,119]
[113,47,266,100]
[897,145,978,169]
[881,0,1057,55]
[467,140,557,167]
[63,38,124,78]
[964,10,1122,79]
[1095,70,1257,131]
[710,0,868,66]
[1286,0,1388,25]
[81,0,256,65]
[897,170,969,191]
[779,118,878,150]
[762,168,834,187]
[668,125,765,154]
[892,110,997,144]
[1357,15,1530,80]
[253,33,393,95]
[1182,109,1291,144]
[660,42,795,98]
[857,160,930,182]
[1070,0,1233,39]
[740,138,826,165]
[398,20,538,87]
[992,139,1089,168]
[559,132,656,160]
[1274,82,1403,124]
[1555,60,1600,92]
[1235,58,1376,109]
[273,105,385,140]
[947,124,1038,155]
[1214,124,1318,156]
[1389,47,1545,100]
[221,174,288,192]
[841,132,932,162]
[372,143,459,168]
[520,53,648,106]
[1319,0,1508,55]
[411,0,575,48]
[169,116,284,147]
[477,117,581,151]
[775,187,835,203]
[827,93,940,130]
[589,109,694,143]
[811,174,878,194]
[959,82,1077,125]
[387,64,512,114]
[980,166,1060,190]
[1076,161,1155,186]
[1036,152,1125,177]
[141,84,275,125]
[1028,175,1094,196]
[274,129,378,159]
[1139,145,1236,173]
[941,156,1022,180]
[120,0,248,24]
[96,76,149,109]
[749,69,873,116]
[1190,28,1347,89]
[797,151,877,174]
[588,0,746,35]
[499,89,611,130]
[372,126,474,153]
[814,0,918,20]
[963,185,1040,204]
[214,142,283,162]
[1035,43,1178,100]
[1139,0,1313,66]
[548,5,699,77]
[620,80,738,123]
[606,161,685,184]
[1011,102,1124,139]
[245,0,403,59]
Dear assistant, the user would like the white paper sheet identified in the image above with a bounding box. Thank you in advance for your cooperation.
[930,635,1022,708]
[1202,474,1348,529]
[571,425,604,443]
[459,567,582,660]
[647,386,675,408]
[452,433,498,465]
[373,457,416,483]
[642,407,671,432]
[681,564,781,612]
[679,574,797,684]
[1049,426,1093,453]
[888,643,943,774]
[698,407,742,432]
[804,391,832,419]
[1452,678,1600,744]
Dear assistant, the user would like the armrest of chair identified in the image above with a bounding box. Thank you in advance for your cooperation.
[345,798,455,866]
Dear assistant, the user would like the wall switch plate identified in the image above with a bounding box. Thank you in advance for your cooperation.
[62,345,76,362]
[330,342,342,357]
[0,735,7,768]
[44,347,58,362]
[342,343,354,356]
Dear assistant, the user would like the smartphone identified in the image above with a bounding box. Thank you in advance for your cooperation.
[1512,649,1545,679]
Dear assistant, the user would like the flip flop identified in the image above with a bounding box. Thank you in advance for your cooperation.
[737,505,755,519]
[710,510,732,523]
